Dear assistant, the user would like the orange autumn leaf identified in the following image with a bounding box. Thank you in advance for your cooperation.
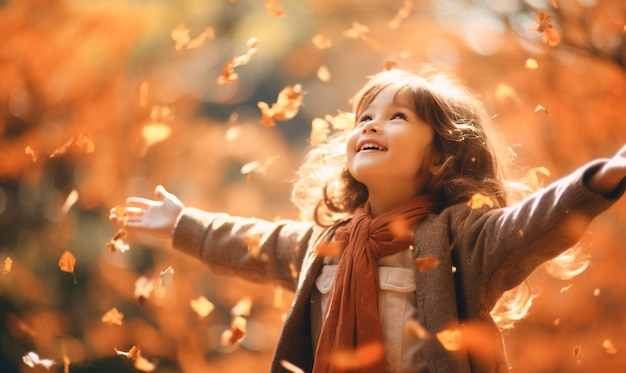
[4,257,13,274]
[61,189,79,215]
[221,316,247,345]
[22,351,55,369]
[388,0,413,29]
[343,21,369,39]
[58,250,77,284]
[265,0,286,17]
[280,360,305,373]
[603,339,617,354]
[186,26,215,49]
[437,323,500,357]
[49,137,75,158]
[171,23,190,50]
[389,217,413,240]
[115,346,155,372]
[241,156,278,178]
[218,37,258,85]
[383,59,398,71]
[317,65,331,82]
[312,34,333,49]
[231,296,252,317]
[105,228,129,254]
[155,266,174,288]
[141,123,171,149]
[25,146,37,162]
[413,255,440,272]
[405,318,430,340]
[257,84,305,127]
[101,307,124,326]
[533,12,560,46]
[525,58,538,70]
[190,296,215,319]
[330,342,384,370]
[467,193,494,209]
[436,328,463,351]
[310,117,330,146]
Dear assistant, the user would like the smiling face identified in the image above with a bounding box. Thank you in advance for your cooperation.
[346,84,436,199]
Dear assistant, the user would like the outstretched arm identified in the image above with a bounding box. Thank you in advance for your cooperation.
[585,145,626,197]
[109,185,185,240]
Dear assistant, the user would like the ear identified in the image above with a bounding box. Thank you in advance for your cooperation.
[427,152,444,176]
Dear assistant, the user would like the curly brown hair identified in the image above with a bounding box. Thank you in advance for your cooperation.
[292,67,510,226]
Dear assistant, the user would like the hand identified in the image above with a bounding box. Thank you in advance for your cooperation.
[586,145,626,196]
[109,185,185,240]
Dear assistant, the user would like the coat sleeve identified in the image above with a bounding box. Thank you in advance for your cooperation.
[456,160,625,301]
[171,208,317,291]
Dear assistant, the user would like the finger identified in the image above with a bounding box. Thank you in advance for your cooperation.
[125,197,159,207]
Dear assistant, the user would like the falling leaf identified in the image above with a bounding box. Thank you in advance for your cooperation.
[58,250,77,284]
[141,123,171,149]
[155,266,174,288]
[221,316,247,345]
[317,65,331,82]
[436,328,463,351]
[134,276,154,305]
[4,257,13,274]
[231,296,252,317]
[343,21,369,39]
[280,360,305,373]
[405,318,430,340]
[534,104,548,113]
[241,156,278,178]
[573,345,582,364]
[413,255,440,272]
[330,342,384,370]
[389,217,413,240]
[190,296,215,319]
[171,24,191,50]
[102,307,124,326]
[186,26,215,49]
[602,339,617,354]
[533,12,560,46]
[25,146,37,162]
[22,351,55,369]
[327,111,355,130]
[61,343,70,373]
[383,59,398,71]
[388,0,412,29]
[75,133,95,154]
[115,345,139,359]
[265,0,286,17]
[593,288,601,296]
[61,189,79,215]
[315,241,342,257]
[525,58,538,70]
[105,228,130,254]
[257,84,305,127]
[49,137,75,158]
[312,34,333,49]
[467,193,494,209]
[115,346,155,372]
[218,37,258,85]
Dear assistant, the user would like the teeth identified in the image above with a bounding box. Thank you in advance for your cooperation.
[359,143,384,151]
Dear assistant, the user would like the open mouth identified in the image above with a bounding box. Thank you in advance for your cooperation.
[358,143,387,152]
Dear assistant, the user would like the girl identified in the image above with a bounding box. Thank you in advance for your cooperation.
[110,68,626,372]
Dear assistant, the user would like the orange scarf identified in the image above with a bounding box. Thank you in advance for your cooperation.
[313,194,437,372]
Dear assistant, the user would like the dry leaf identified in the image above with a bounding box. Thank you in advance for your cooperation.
[105,228,130,254]
[525,58,538,70]
[141,123,171,149]
[405,318,430,340]
[75,133,95,154]
[388,0,412,29]
[312,34,333,49]
[190,296,215,319]
[534,104,548,113]
[265,0,286,17]
[383,59,398,71]
[231,296,252,317]
[115,345,139,359]
[58,250,77,284]
[310,117,330,145]
[4,257,13,274]
[221,316,247,345]
[343,22,369,39]
[186,26,215,49]
[171,24,190,50]
[22,351,55,369]
[436,328,463,351]
[413,255,440,272]
[25,146,37,162]
[134,276,154,305]
[257,84,305,127]
[602,339,617,354]
[218,38,258,85]
[330,342,384,370]
[49,137,75,158]
[533,12,560,46]
[155,266,174,288]
[61,189,79,215]
[467,193,494,209]
[101,307,124,326]
[317,65,331,82]
[280,360,305,373]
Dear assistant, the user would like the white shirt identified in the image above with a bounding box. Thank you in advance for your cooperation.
[311,248,423,373]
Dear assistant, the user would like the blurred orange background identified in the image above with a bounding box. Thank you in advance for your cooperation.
[1,0,625,372]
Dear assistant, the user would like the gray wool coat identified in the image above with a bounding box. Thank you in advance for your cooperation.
[172,160,623,373]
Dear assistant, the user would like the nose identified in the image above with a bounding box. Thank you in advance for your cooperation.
[361,121,381,134]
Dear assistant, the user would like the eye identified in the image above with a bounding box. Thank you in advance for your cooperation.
[391,112,407,120]
[357,115,373,126]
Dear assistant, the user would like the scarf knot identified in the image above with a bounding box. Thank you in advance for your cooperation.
[313,194,438,373]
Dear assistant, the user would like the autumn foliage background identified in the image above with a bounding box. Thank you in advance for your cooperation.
[1,0,625,372]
